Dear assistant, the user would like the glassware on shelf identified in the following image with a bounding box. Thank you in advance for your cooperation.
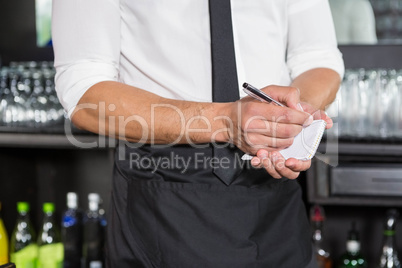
[0,61,64,130]
[328,68,402,141]
[369,0,402,44]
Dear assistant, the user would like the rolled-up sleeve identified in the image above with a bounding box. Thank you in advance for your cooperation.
[286,0,345,80]
[52,0,121,118]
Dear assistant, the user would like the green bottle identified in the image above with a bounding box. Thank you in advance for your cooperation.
[0,201,9,265]
[10,202,38,268]
[37,203,63,268]
[338,222,367,268]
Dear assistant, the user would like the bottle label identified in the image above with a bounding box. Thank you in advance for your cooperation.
[10,244,38,268]
[37,243,64,268]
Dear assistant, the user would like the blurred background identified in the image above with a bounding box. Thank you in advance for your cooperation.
[1,0,402,267]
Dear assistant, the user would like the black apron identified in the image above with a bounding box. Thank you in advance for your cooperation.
[105,143,313,267]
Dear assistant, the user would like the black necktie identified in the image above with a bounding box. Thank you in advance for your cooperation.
[209,0,242,185]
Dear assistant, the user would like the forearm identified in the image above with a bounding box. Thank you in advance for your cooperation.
[71,81,230,144]
[291,68,341,110]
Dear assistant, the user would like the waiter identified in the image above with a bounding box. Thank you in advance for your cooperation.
[52,0,344,267]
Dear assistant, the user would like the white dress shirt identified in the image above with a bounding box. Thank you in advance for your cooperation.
[52,0,344,118]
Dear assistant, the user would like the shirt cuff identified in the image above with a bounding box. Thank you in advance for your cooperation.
[54,61,119,118]
[287,48,345,80]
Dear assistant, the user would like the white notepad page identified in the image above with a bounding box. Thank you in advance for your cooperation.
[241,119,327,161]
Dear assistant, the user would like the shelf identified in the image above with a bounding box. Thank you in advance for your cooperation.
[0,120,119,149]
[310,195,402,207]
[0,132,116,149]
[318,140,402,156]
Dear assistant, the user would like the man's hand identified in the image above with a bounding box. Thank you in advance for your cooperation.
[220,84,314,178]
[225,85,312,154]
[251,150,312,179]
[247,101,334,179]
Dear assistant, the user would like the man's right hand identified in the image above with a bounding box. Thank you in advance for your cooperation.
[222,84,313,156]
[215,85,313,179]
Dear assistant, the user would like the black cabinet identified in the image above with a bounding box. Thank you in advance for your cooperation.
[307,142,402,206]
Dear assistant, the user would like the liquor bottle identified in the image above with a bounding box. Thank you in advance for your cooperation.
[311,204,332,268]
[338,222,367,268]
[61,192,83,268]
[378,209,401,268]
[0,202,9,265]
[37,202,63,268]
[83,193,105,268]
[9,202,37,268]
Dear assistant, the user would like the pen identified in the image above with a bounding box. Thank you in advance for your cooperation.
[242,82,285,107]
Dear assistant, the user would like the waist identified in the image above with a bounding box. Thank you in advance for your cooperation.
[114,142,282,187]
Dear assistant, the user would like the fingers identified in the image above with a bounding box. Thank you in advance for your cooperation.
[299,102,333,129]
[260,85,304,112]
[314,110,333,129]
[245,133,295,151]
[250,149,311,179]
[242,103,312,139]
[241,105,310,152]
[251,150,282,179]
[285,158,312,172]
[267,105,313,127]
[244,85,313,127]
[243,114,305,138]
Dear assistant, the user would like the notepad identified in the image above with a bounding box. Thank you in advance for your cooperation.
[241,119,326,161]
